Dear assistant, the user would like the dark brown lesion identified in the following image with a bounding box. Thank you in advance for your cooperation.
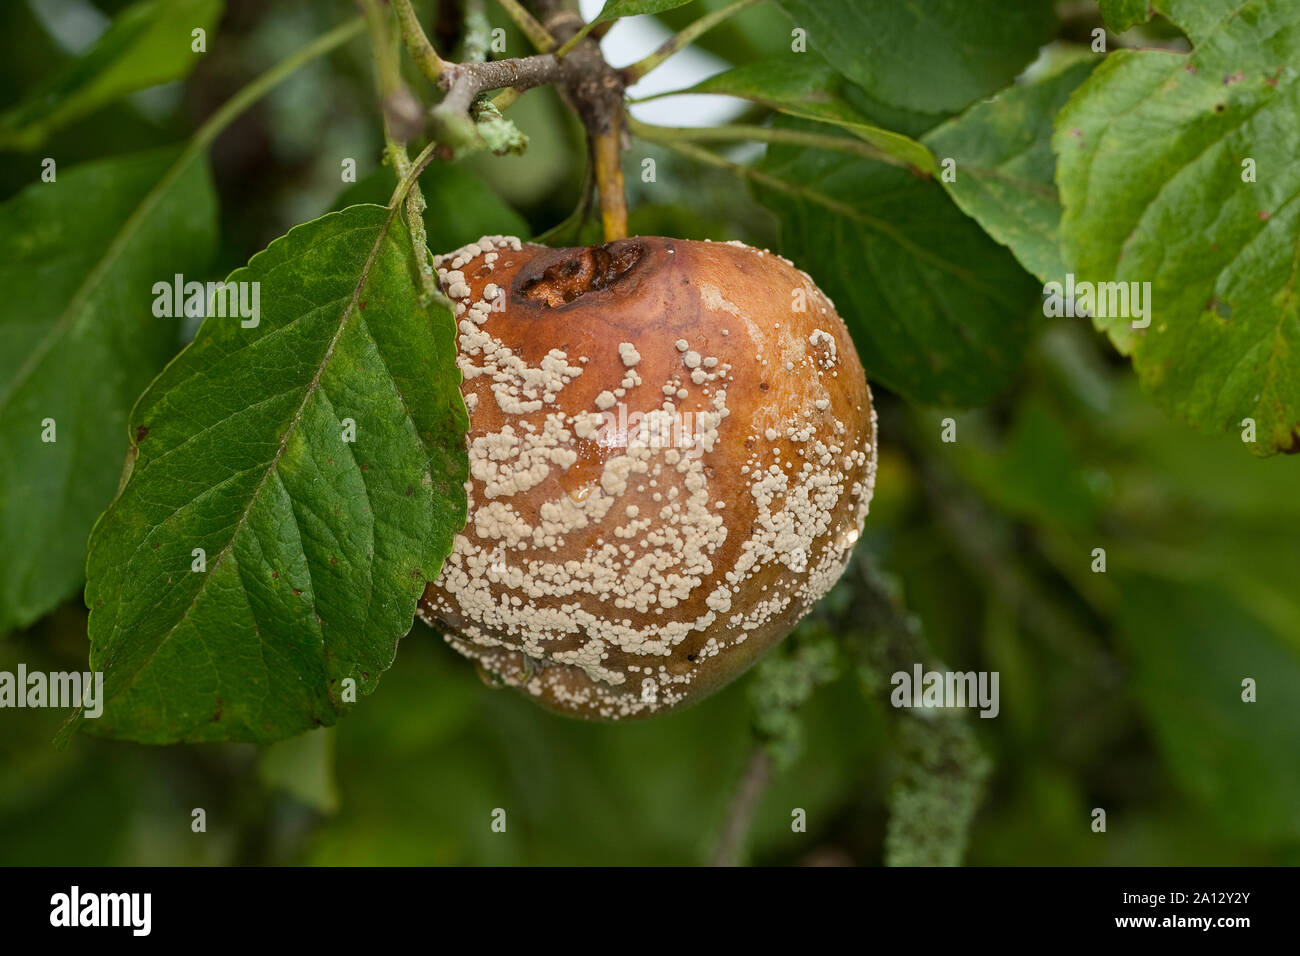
[519,240,644,307]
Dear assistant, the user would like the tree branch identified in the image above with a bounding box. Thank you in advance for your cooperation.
[381,0,629,232]
[428,53,560,154]
[439,54,559,112]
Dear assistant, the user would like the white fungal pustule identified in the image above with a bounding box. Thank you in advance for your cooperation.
[419,236,877,720]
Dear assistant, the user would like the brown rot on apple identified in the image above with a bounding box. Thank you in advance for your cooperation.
[418,235,877,720]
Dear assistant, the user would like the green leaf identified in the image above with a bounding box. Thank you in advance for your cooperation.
[1054,0,1300,454]
[1099,0,1155,33]
[1154,0,1232,46]
[663,59,936,173]
[653,0,796,63]
[924,56,1097,283]
[0,0,222,151]
[594,0,696,23]
[1116,577,1300,843]
[775,0,1057,114]
[756,120,1042,406]
[0,147,216,635]
[82,204,468,744]
[960,397,1101,530]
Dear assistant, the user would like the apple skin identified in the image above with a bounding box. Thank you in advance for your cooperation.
[419,235,876,720]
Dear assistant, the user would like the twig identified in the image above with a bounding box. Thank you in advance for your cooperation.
[392,0,452,82]
[646,137,962,282]
[629,116,912,167]
[495,0,556,51]
[462,0,491,62]
[362,0,403,100]
[642,136,867,219]
[554,19,597,58]
[438,54,560,114]
[363,0,436,302]
[386,141,455,310]
[189,18,366,153]
[621,0,759,82]
[710,748,772,867]
[384,1,628,234]
[486,1,568,110]
[431,53,560,151]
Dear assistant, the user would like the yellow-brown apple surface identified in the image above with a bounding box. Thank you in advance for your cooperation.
[418,235,876,720]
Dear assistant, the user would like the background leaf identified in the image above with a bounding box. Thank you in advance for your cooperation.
[0,147,216,635]
[924,55,1096,283]
[775,0,1058,114]
[595,0,696,24]
[664,59,937,172]
[1099,0,1156,34]
[260,728,340,814]
[756,120,1041,405]
[1115,577,1300,843]
[1054,0,1300,453]
[0,0,222,151]
[652,0,795,63]
[83,204,468,744]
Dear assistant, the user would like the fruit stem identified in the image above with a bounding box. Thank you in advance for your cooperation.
[621,0,760,83]
[593,122,629,240]
[533,2,629,241]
